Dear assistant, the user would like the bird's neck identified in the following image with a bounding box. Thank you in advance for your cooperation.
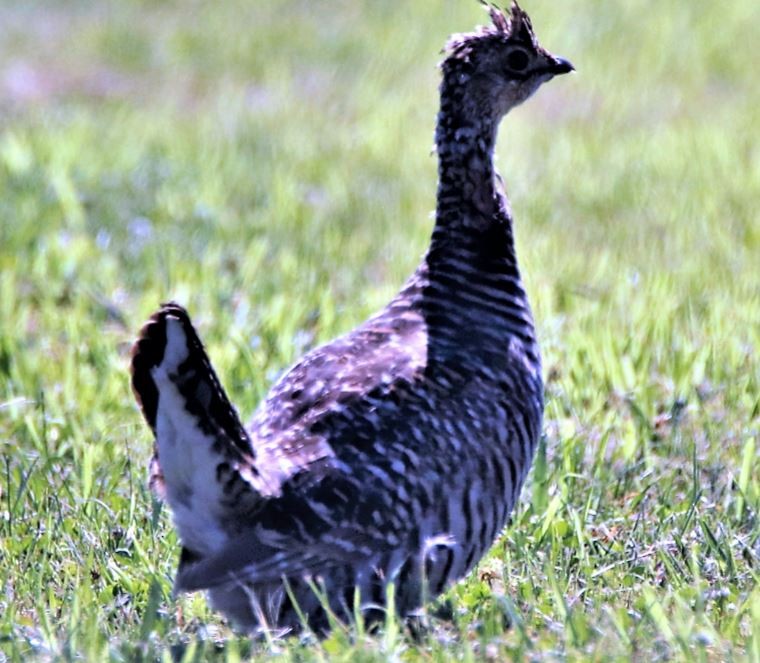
[406,74,538,366]
[434,76,508,229]
[430,75,519,268]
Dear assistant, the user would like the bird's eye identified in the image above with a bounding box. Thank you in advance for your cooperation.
[506,49,530,72]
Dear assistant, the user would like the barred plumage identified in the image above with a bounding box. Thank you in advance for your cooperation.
[130,2,572,633]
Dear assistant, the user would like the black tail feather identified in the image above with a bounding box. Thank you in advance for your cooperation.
[130,302,255,459]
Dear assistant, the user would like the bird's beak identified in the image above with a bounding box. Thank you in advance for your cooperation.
[548,56,575,76]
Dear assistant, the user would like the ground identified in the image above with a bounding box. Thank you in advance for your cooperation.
[0,0,758,660]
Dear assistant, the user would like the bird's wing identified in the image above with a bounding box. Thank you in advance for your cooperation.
[174,471,400,592]
[175,361,464,593]
[247,304,430,488]
[131,300,456,593]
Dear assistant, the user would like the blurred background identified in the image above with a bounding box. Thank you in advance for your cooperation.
[0,0,758,658]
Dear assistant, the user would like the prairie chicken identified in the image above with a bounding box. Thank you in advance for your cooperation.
[131,2,572,633]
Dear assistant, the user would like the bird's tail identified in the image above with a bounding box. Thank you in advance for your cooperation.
[130,302,256,500]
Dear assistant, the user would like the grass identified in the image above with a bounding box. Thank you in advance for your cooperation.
[0,0,758,660]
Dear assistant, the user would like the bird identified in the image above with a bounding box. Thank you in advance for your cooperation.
[130,1,572,634]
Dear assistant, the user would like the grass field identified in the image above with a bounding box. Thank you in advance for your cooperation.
[1,0,758,660]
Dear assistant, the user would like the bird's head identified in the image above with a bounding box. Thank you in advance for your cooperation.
[441,2,573,119]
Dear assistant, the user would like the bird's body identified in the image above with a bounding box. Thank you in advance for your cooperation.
[131,2,572,633]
